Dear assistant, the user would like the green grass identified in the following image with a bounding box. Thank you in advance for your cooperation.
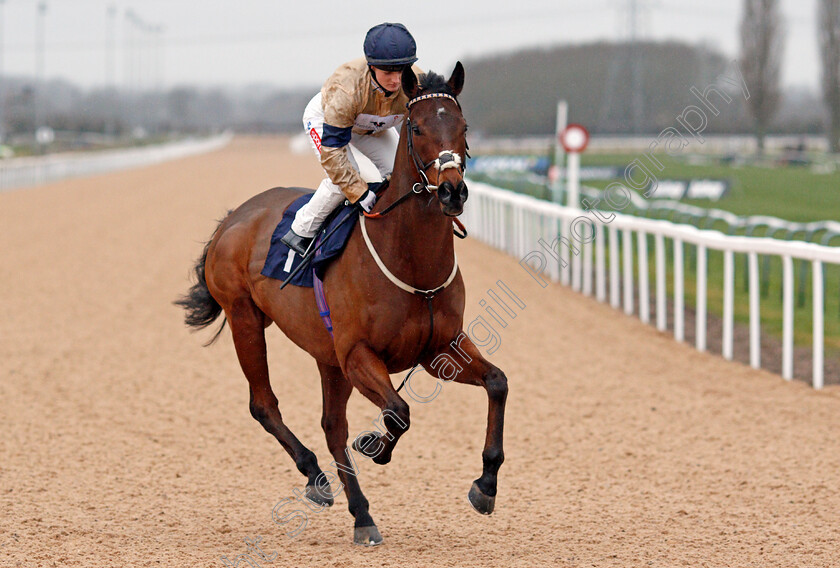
[469,151,840,355]
[580,152,840,223]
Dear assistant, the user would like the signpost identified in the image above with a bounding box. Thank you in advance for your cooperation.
[550,100,567,203]
[559,123,589,209]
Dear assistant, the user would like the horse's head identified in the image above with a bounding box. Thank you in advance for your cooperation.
[401,62,469,217]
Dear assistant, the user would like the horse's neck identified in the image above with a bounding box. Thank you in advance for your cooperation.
[365,169,455,288]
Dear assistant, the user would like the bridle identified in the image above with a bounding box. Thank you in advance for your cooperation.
[404,92,469,194]
[362,90,470,222]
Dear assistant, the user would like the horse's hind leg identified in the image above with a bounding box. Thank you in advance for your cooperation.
[226,296,331,505]
[317,362,382,546]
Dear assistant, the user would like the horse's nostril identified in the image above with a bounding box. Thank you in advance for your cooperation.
[438,181,454,203]
[457,181,468,203]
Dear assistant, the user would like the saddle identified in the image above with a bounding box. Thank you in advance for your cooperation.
[261,181,388,287]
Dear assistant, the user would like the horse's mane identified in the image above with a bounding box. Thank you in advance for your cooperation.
[417,71,455,97]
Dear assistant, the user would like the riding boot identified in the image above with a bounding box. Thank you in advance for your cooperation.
[280,229,313,256]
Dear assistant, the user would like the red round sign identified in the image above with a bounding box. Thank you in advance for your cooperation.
[559,123,589,153]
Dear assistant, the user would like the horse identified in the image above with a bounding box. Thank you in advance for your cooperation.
[176,63,508,546]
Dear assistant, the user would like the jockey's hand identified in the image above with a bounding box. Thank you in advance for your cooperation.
[356,189,377,213]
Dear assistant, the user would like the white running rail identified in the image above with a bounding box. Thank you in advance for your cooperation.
[486,171,840,241]
[462,180,840,389]
[0,132,233,192]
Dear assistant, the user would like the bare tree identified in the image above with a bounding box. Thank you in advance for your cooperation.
[820,0,840,153]
[740,0,784,154]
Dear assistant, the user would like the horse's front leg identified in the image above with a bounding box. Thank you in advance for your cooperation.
[342,342,410,465]
[422,335,508,514]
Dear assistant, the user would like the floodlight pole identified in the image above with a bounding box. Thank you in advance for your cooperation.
[106,4,117,138]
[0,0,6,143]
[35,1,48,153]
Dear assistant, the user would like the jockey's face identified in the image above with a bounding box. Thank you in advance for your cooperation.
[372,67,403,93]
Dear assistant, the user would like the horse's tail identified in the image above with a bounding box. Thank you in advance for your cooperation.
[174,215,229,346]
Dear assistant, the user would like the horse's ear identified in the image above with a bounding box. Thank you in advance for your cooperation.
[402,67,419,99]
[447,61,465,97]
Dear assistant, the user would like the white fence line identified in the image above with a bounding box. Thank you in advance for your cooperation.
[0,132,233,192]
[484,171,840,243]
[462,180,840,389]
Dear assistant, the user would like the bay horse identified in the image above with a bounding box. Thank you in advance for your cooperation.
[177,63,508,546]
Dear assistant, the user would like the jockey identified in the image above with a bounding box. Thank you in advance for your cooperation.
[281,22,422,255]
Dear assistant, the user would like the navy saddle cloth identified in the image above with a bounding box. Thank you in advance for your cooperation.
[261,192,359,287]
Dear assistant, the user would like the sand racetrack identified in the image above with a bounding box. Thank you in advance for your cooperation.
[2,137,840,568]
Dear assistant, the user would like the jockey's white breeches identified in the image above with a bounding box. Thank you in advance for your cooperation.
[291,92,399,238]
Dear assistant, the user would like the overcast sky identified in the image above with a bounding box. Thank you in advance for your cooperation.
[0,0,823,92]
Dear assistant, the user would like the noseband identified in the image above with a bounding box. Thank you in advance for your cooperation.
[405,92,468,193]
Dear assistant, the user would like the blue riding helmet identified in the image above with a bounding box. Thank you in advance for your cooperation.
[363,23,417,69]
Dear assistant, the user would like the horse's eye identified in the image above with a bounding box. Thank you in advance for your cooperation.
[411,124,422,135]
[464,124,469,133]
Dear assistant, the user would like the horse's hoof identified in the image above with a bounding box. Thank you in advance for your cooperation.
[352,432,383,458]
[467,482,495,515]
[304,483,334,507]
[353,525,383,546]
[371,449,392,465]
